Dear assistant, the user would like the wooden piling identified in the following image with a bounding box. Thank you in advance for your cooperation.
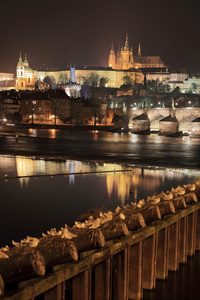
[112,249,129,300]
[94,259,111,300]
[72,270,91,300]
[187,211,197,256]
[44,282,65,300]
[195,209,200,250]
[128,242,143,300]
[168,221,179,271]
[179,216,188,264]
[156,228,169,280]
[142,234,158,290]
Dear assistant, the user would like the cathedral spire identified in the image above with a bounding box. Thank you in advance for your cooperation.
[138,42,141,58]
[111,41,114,51]
[108,41,116,69]
[124,33,129,50]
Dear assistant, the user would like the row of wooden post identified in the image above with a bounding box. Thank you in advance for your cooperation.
[40,209,200,300]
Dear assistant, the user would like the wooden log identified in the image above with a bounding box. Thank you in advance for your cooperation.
[156,227,169,280]
[172,197,187,211]
[136,205,161,224]
[184,192,198,204]
[179,216,188,264]
[112,248,129,300]
[0,249,45,285]
[168,221,179,271]
[71,228,105,251]
[72,270,91,300]
[142,234,158,290]
[100,221,129,241]
[124,213,146,231]
[35,238,78,268]
[157,200,175,217]
[187,211,197,256]
[128,242,143,300]
[94,258,111,300]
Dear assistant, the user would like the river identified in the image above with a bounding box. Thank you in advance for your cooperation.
[0,129,200,169]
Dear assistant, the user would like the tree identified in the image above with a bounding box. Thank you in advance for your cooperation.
[58,73,68,84]
[88,73,100,87]
[81,76,90,85]
[43,76,56,88]
[122,75,133,86]
[51,99,71,125]
[87,98,106,126]
[99,77,109,87]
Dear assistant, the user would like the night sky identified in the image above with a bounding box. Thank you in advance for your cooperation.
[0,0,200,74]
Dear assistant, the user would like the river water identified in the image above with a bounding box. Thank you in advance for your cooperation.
[1,129,200,299]
[0,129,200,169]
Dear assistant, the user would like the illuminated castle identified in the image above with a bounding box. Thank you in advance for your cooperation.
[108,34,165,70]
[16,53,35,90]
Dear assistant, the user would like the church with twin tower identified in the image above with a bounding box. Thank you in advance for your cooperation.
[108,33,165,70]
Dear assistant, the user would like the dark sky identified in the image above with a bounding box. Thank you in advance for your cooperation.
[0,0,200,74]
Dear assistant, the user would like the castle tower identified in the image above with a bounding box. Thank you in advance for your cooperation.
[108,42,116,69]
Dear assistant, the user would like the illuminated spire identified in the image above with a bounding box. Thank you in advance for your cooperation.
[124,33,129,50]
[19,52,22,62]
[24,54,28,63]
[111,41,114,51]
[138,42,141,58]
[24,54,29,68]
[17,52,23,66]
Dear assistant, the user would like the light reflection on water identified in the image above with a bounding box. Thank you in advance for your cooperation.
[0,155,200,247]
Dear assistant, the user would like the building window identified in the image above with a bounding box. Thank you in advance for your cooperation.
[28,78,30,83]
[32,101,36,105]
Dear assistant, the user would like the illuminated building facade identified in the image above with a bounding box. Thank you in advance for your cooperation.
[34,66,143,88]
[16,53,35,90]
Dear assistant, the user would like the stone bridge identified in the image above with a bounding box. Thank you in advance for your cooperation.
[127,108,200,133]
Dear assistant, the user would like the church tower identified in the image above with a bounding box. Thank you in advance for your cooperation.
[16,52,24,78]
[108,42,116,69]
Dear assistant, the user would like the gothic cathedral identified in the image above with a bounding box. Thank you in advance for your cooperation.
[108,34,165,70]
